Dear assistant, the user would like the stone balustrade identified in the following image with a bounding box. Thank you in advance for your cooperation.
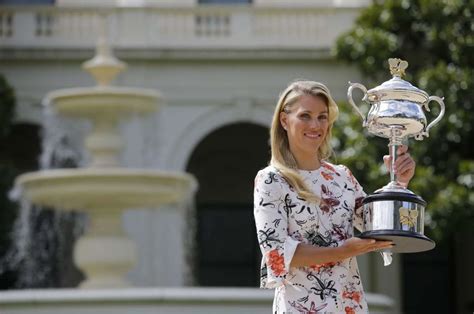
[0,287,393,314]
[0,5,362,51]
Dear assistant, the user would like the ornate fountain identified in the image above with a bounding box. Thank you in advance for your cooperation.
[14,31,196,288]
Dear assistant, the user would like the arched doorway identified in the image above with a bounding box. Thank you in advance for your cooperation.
[186,122,269,286]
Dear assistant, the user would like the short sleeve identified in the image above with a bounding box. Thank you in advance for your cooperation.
[340,165,367,232]
[253,168,301,289]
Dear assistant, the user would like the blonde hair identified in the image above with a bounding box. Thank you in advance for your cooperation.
[270,80,339,203]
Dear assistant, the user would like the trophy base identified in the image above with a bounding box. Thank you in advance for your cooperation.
[359,230,435,253]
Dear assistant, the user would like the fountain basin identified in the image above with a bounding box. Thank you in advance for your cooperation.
[45,87,160,118]
[16,168,196,211]
[15,168,197,288]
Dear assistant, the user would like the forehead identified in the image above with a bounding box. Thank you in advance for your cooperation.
[293,94,328,112]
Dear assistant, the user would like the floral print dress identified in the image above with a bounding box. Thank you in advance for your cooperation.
[254,162,368,314]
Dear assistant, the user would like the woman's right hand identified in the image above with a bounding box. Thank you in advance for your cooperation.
[341,237,393,257]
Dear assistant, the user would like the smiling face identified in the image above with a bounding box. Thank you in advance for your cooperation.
[279,94,329,165]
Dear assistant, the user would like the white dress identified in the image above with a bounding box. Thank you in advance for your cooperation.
[253,162,368,314]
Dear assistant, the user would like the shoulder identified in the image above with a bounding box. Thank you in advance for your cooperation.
[321,161,358,182]
[321,161,350,176]
[254,166,291,190]
[255,165,283,183]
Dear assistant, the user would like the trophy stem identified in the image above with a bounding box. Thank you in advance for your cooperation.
[388,126,404,184]
[375,126,407,192]
[389,143,398,183]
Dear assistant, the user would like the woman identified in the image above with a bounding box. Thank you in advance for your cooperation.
[253,80,415,313]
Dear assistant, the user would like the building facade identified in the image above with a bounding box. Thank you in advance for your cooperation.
[0,0,401,312]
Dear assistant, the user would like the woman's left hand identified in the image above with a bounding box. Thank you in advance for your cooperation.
[383,145,416,187]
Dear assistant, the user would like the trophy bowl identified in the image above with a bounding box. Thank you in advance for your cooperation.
[347,58,445,253]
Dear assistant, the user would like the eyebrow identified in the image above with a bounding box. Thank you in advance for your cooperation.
[299,110,329,114]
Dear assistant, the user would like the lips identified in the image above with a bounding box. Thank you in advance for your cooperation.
[304,132,323,139]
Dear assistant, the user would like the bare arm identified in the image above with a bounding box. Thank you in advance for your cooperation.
[290,237,393,267]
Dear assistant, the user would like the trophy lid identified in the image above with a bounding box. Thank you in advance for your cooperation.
[366,58,429,103]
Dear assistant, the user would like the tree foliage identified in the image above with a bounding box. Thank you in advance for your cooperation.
[333,0,474,240]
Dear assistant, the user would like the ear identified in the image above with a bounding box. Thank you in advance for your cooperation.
[279,111,288,130]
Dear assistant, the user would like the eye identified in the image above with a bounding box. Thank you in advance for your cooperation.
[318,114,328,121]
[299,113,311,120]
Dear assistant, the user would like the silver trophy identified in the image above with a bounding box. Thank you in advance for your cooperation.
[347,58,445,253]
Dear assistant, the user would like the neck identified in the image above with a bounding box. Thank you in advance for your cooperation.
[293,152,321,170]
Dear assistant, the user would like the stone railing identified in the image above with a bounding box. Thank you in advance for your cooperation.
[0,5,363,51]
[0,287,393,314]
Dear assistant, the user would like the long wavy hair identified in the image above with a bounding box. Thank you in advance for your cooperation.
[270,80,339,203]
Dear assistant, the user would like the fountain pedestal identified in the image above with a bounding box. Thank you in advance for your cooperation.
[75,210,136,288]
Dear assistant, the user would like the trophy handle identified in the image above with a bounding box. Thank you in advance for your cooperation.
[347,82,368,125]
[417,96,445,139]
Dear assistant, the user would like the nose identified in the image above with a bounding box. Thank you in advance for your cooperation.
[309,118,322,129]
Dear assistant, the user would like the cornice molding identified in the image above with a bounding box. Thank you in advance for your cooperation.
[0,47,332,61]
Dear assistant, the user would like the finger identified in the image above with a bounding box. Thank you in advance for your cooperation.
[366,239,391,246]
[372,242,394,251]
[360,238,376,245]
[383,155,391,170]
[394,154,409,168]
[373,240,393,246]
[400,159,415,174]
[374,239,393,244]
[352,237,376,245]
[395,150,409,161]
[397,145,408,155]
[394,153,411,170]
[395,157,415,174]
[358,238,377,248]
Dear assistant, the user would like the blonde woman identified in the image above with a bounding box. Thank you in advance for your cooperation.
[253,80,415,313]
